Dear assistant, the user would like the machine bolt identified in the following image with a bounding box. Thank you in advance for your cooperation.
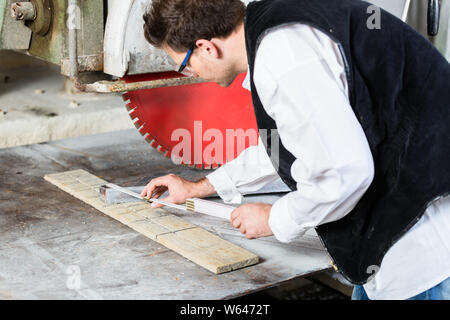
[10,2,37,21]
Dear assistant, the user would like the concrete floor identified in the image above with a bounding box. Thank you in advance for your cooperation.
[0,51,134,149]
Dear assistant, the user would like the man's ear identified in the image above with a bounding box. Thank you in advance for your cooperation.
[195,39,221,60]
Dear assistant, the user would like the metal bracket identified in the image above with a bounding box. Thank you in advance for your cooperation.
[11,0,52,36]
[81,76,208,93]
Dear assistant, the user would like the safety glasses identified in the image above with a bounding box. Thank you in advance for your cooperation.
[178,44,195,74]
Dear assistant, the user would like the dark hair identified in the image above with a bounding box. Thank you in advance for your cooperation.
[143,0,246,52]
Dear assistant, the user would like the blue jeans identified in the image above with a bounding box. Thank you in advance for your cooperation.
[352,277,450,300]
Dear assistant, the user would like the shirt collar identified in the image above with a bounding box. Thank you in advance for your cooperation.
[242,65,251,91]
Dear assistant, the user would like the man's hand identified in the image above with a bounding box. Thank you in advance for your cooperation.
[141,174,215,208]
[230,203,274,239]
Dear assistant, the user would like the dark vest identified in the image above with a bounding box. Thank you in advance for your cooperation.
[244,0,450,284]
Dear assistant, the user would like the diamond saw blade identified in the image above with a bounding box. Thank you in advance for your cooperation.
[122,72,258,169]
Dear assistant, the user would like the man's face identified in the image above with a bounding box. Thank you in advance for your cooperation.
[163,43,238,88]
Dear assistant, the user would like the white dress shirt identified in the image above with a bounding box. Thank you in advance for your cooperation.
[206,23,450,300]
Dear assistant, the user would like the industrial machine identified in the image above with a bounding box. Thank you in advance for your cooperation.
[0,0,443,168]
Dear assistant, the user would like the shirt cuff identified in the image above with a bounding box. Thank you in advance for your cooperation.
[206,167,243,204]
[269,195,307,243]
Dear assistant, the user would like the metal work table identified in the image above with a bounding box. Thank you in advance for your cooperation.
[0,129,331,299]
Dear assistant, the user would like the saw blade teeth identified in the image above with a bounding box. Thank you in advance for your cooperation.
[138,125,148,136]
[133,120,144,130]
[138,128,148,137]
[129,110,138,120]
[150,140,159,148]
[122,92,131,102]
[145,136,153,144]
[126,103,137,113]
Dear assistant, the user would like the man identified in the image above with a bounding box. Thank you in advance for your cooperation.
[141,0,450,300]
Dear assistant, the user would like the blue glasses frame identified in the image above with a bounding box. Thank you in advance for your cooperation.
[178,45,195,73]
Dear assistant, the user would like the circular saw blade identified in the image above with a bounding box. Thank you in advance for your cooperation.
[122,72,258,169]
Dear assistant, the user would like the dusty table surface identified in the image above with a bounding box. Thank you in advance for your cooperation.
[0,129,331,300]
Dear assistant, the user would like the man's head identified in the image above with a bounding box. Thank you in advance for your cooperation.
[143,0,247,87]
